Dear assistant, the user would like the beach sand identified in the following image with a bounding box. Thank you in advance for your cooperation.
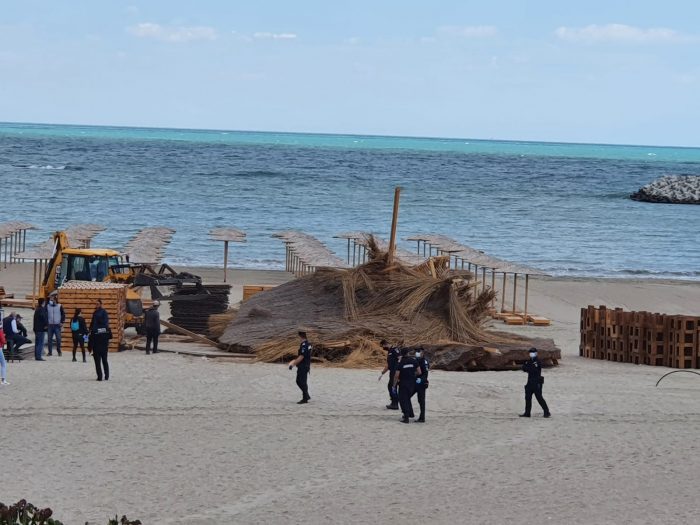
[1,264,700,524]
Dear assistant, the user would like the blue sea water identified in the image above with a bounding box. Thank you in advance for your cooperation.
[1,121,699,279]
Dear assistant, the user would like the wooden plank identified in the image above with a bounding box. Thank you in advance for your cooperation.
[160,319,223,349]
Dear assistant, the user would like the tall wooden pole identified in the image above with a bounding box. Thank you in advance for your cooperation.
[32,259,37,307]
[501,273,507,312]
[524,274,530,321]
[223,240,229,283]
[512,273,518,313]
[386,187,401,265]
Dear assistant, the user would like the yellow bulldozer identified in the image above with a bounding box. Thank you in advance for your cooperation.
[39,231,206,331]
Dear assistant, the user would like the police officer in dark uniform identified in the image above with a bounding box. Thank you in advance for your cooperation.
[288,331,312,404]
[378,339,400,409]
[393,347,422,423]
[520,347,551,418]
[412,347,429,423]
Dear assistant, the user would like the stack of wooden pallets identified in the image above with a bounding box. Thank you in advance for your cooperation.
[242,285,277,302]
[58,282,127,352]
[580,305,700,368]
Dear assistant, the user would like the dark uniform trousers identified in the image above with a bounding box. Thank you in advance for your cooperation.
[399,383,415,418]
[524,383,549,416]
[387,370,399,402]
[296,367,310,399]
[92,333,110,380]
[146,330,159,353]
[414,383,426,418]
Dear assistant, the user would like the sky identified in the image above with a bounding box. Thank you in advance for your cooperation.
[1,0,699,146]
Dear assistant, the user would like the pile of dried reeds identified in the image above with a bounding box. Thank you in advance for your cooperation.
[219,236,502,367]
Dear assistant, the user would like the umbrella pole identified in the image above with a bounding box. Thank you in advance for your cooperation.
[223,240,229,283]
[32,259,37,307]
[524,274,530,322]
[501,272,507,312]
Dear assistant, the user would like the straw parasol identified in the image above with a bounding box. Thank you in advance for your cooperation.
[209,227,246,282]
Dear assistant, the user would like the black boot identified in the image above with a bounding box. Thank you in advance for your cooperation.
[400,417,410,424]
[519,413,531,418]
[386,401,399,410]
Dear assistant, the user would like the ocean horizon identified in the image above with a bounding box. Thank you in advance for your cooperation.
[1,121,699,279]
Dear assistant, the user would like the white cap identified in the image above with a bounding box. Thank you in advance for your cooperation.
[153,300,160,306]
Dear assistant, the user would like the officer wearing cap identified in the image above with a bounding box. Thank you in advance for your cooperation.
[520,347,551,418]
[393,347,422,423]
[288,331,312,404]
[413,347,429,423]
[144,300,161,355]
[378,339,401,410]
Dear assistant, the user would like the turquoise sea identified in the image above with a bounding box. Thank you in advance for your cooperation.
[1,121,699,278]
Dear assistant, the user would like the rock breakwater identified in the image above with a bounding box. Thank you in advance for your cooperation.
[630,175,700,204]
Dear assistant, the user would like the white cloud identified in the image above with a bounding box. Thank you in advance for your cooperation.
[253,32,297,40]
[555,24,694,44]
[128,23,218,43]
[437,25,498,38]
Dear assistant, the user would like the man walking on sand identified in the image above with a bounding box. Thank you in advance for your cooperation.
[288,331,312,404]
[393,347,422,424]
[519,347,551,418]
[378,340,400,410]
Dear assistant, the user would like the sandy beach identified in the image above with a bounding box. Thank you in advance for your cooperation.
[2,263,700,524]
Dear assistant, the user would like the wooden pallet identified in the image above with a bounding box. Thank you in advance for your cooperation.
[527,315,551,326]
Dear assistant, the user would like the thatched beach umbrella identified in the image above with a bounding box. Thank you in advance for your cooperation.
[273,230,347,276]
[209,227,246,282]
[13,224,107,306]
[406,233,549,318]
[124,227,175,263]
[0,221,38,269]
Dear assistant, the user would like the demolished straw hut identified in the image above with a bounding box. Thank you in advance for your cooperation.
[217,236,559,370]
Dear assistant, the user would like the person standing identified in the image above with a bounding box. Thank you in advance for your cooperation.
[144,300,161,354]
[413,347,429,423]
[0,309,8,385]
[519,347,551,418]
[70,309,88,362]
[393,347,422,424]
[288,331,312,404]
[32,298,48,361]
[90,299,110,381]
[378,340,401,410]
[46,291,65,357]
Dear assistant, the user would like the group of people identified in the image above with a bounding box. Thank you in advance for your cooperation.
[286,334,551,421]
[0,291,114,383]
[379,341,430,423]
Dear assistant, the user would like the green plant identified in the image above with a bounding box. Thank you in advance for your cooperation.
[0,501,140,525]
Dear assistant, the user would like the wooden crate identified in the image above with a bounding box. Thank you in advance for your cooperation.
[669,317,698,369]
[580,306,700,369]
[58,282,127,352]
[242,285,277,302]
